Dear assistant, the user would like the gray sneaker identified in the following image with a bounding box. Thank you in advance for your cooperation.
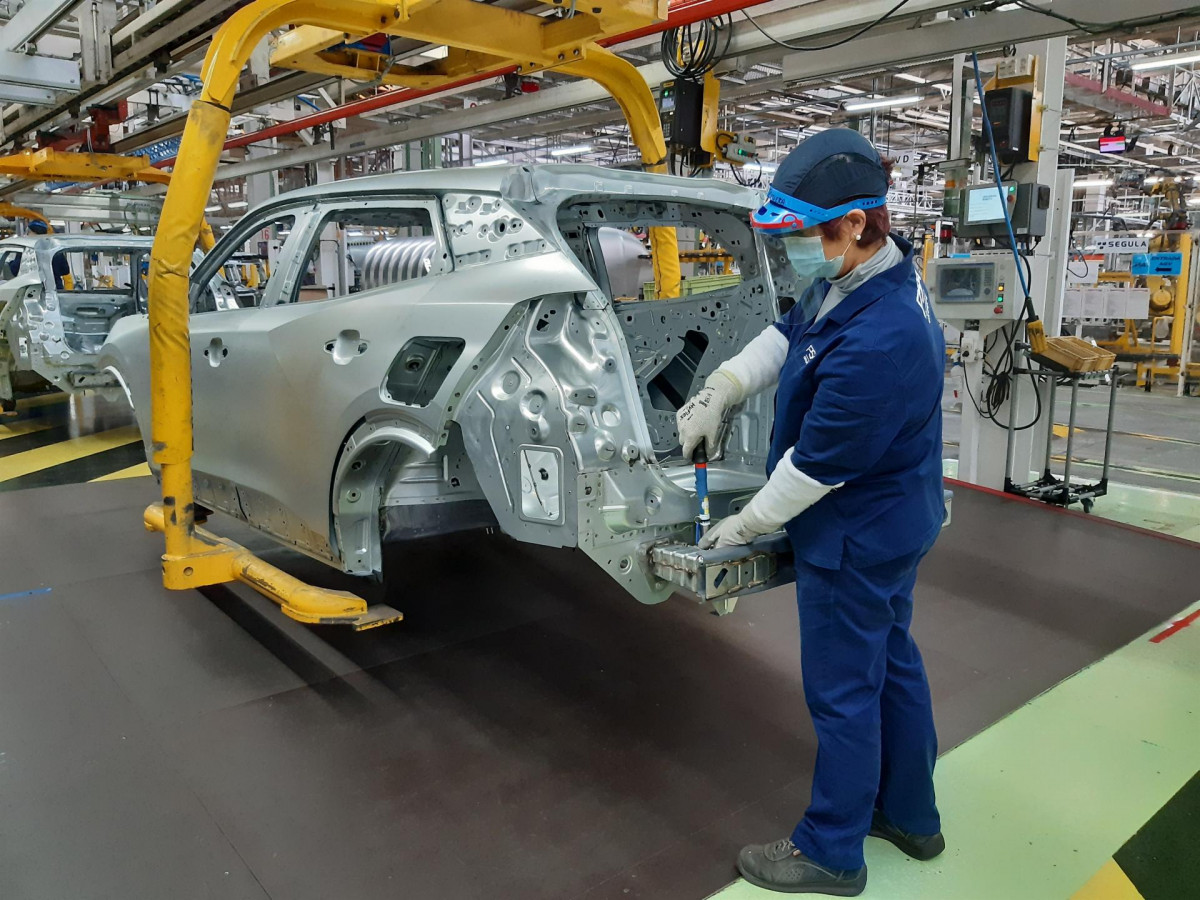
[868,810,946,861]
[736,838,867,896]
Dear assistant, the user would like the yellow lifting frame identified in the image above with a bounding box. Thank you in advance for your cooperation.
[144,0,681,629]
[0,147,170,185]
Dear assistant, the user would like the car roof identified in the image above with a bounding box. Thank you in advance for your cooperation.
[256,163,763,213]
[0,234,155,252]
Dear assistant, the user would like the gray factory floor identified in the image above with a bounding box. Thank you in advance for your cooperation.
[942,374,1200,495]
[1,477,1196,900]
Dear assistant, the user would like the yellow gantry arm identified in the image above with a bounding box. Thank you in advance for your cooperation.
[0,148,170,184]
[197,220,217,253]
[146,0,675,628]
[570,45,680,298]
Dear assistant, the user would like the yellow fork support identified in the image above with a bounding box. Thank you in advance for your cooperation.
[143,505,401,629]
[147,0,674,627]
[146,2,411,626]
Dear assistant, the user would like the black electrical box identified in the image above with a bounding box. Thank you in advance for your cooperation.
[660,78,705,150]
[984,87,1035,165]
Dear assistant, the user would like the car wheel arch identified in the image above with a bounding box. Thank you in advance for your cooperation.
[329,416,441,576]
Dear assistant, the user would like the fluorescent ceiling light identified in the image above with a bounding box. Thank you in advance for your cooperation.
[550,144,592,156]
[420,45,449,60]
[1131,51,1200,71]
[896,72,928,84]
[204,205,220,213]
[227,200,248,208]
[843,94,921,112]
[1073,178,1113,188]
[473,158,507,167]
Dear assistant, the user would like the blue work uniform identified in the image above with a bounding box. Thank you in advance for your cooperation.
[769,234,945,871]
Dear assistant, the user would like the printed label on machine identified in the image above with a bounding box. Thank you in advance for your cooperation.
[1130,252,1183,277]
[1094,236,1150,253]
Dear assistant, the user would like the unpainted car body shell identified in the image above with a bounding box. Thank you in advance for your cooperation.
[102,165,806,604]
[0,234,156,402]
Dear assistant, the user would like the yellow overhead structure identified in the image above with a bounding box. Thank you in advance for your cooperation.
[272,0,659,88]
[269,1,680,301]
[0,148,171,185]
[144,0,679,629]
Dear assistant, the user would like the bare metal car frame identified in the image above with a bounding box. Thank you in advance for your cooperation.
[102,165,807,612]
[0,234,156,406]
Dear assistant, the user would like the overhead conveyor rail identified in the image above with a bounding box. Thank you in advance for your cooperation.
[142,0,704,628]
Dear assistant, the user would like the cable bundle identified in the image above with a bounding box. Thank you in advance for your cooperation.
[660,15,732,82]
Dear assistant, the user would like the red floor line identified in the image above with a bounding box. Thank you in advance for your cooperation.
[1149,609,1200,644]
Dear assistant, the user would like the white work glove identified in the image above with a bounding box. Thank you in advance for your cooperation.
[699,454,842,550]
[676,370,741,459]
[676,327,789,459]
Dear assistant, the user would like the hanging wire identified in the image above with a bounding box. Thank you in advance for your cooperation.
[660,15,733,83]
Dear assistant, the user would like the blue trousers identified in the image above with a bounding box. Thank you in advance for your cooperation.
[789,548,940,871]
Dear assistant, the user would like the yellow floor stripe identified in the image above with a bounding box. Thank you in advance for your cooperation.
[90,461,151,482]
[0,425,140,482]
[1071,860,1145,900]
[0,420,57,440]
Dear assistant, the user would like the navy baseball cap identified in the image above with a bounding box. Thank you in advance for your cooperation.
[752,128,890,234]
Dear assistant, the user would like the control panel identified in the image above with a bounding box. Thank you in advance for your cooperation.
[925,251,1025,324]
[715,131,759,166]
[956,181,1050,239]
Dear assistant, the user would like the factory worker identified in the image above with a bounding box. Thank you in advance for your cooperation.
[676,128,946,896]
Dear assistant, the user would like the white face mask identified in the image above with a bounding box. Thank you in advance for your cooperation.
[781,233,853,281]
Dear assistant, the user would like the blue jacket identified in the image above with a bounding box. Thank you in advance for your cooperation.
[769,235,945,570]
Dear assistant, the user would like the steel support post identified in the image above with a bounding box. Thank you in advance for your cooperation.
[956,37,1067,490]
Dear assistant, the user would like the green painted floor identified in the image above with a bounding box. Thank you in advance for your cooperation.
[708,598,1200,899]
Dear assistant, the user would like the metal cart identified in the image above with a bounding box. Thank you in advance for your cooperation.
[1004,362,1119,512]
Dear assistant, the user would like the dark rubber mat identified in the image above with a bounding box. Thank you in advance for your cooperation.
[0,478,1196,900]
[1114,771,1200,900]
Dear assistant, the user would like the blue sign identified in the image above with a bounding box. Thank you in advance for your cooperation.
[1131,252,1183,276]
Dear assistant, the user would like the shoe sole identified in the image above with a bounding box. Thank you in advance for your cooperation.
[867,827,945,861]
[736,861,866,896]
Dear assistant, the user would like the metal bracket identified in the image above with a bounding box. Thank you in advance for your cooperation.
[649,533,792,604]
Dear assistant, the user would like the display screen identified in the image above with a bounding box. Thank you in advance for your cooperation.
[936,263,993,304]
[966,186,1008,224]
[1098,135,1126,154]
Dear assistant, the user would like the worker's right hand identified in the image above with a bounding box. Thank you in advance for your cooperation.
[676,370,741,459]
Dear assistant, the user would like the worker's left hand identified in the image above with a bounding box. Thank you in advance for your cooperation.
[699,512,769,550]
